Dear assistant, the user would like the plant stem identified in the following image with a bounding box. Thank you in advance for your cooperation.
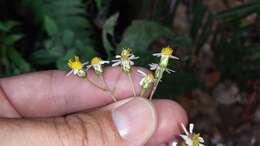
[149,79,160,100]
[100,75,117,102]
[149,68,165,100]
[140,89,145,97]
[86,77,106,91]
[127,72,136,96]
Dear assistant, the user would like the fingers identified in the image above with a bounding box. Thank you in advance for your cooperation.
[101,98,188,145]
[0,67,150,117]
[0,98,157,146]
[145,100,188,145]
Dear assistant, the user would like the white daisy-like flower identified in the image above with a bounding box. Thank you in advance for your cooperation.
[180,123,205,146]
[137,70,156,90]
[87,57,109,75]
[153,47,179,68]
[111,48,139,72]
[66,56,88,78]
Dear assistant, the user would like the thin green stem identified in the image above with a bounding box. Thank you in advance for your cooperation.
[127,72,136,96]
[100,75,117,102]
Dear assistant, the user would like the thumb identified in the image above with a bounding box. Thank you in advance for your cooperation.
[0,98,157,146]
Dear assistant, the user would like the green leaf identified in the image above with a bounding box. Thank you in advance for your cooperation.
[216,2,260,20]
[3,34,23,46]
[62,30,75,48]
[103,13,119,35]
[118,20,175,51]
[0,21,19,32]
[30,49,58,65]
[7,48,31,72]
[196,14,214,51]
[190,2,207,38]
[44,15,59,36]
[102,13,119,58]
[76,40,96,60]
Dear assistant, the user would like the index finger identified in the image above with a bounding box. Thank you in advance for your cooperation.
[0,67,150,118]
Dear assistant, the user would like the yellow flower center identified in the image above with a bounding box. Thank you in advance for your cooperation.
[68,56,82,69]
[91,57,102,65]
[161,47,173,55]
[191,134,201,146]
[147,73,155,81]
[121,48,132,60]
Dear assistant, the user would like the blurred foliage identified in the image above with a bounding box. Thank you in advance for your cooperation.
[0,0,259,98]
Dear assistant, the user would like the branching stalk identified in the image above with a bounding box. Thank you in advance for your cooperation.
[86,77,106,91]
[100,75,117,102]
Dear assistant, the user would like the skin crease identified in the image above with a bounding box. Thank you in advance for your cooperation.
[0,67,187,146]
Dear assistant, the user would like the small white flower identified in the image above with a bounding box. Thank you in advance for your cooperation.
[87,57,109,75]
[66,56,88,78]
[112,48,139,72]
[137,70,156,90]
[153,47,179,59]
[153,47,179,68]
[180,123,205,146]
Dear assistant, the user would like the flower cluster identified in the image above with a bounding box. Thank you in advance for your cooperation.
[66,47,179,99]
[66,48,206,146]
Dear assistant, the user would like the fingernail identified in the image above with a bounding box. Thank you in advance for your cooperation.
[112,97,157,145]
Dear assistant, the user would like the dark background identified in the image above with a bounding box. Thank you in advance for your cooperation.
[0,0,259,145]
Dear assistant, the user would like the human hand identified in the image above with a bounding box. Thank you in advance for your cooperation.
[0,67,187,146]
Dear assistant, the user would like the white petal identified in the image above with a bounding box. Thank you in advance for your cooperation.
[149,63,158,70]
[129,60,134,65]
[86,65,92,70]
[101,61,110,64]
[152,53,161,57]
[111,59,120,62]
[82,61,89,65]
[180,136,193,146]
[180,135,188,140]
[137,70,147,76]
[181,123,189,136]
[171,141,178,146]
[130,55,139,60]
[199,144,205,146]
[199,137,205,143]
[189,123,194,134]
[66,70,73,76]
[73,69,78,75]
[166,68,175,74]
[170,55,180,60]
[115,55,121,58]
[112,61,121,67]
[139,78,145,86]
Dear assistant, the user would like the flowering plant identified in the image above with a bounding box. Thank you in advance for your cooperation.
[66,47,205,146]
